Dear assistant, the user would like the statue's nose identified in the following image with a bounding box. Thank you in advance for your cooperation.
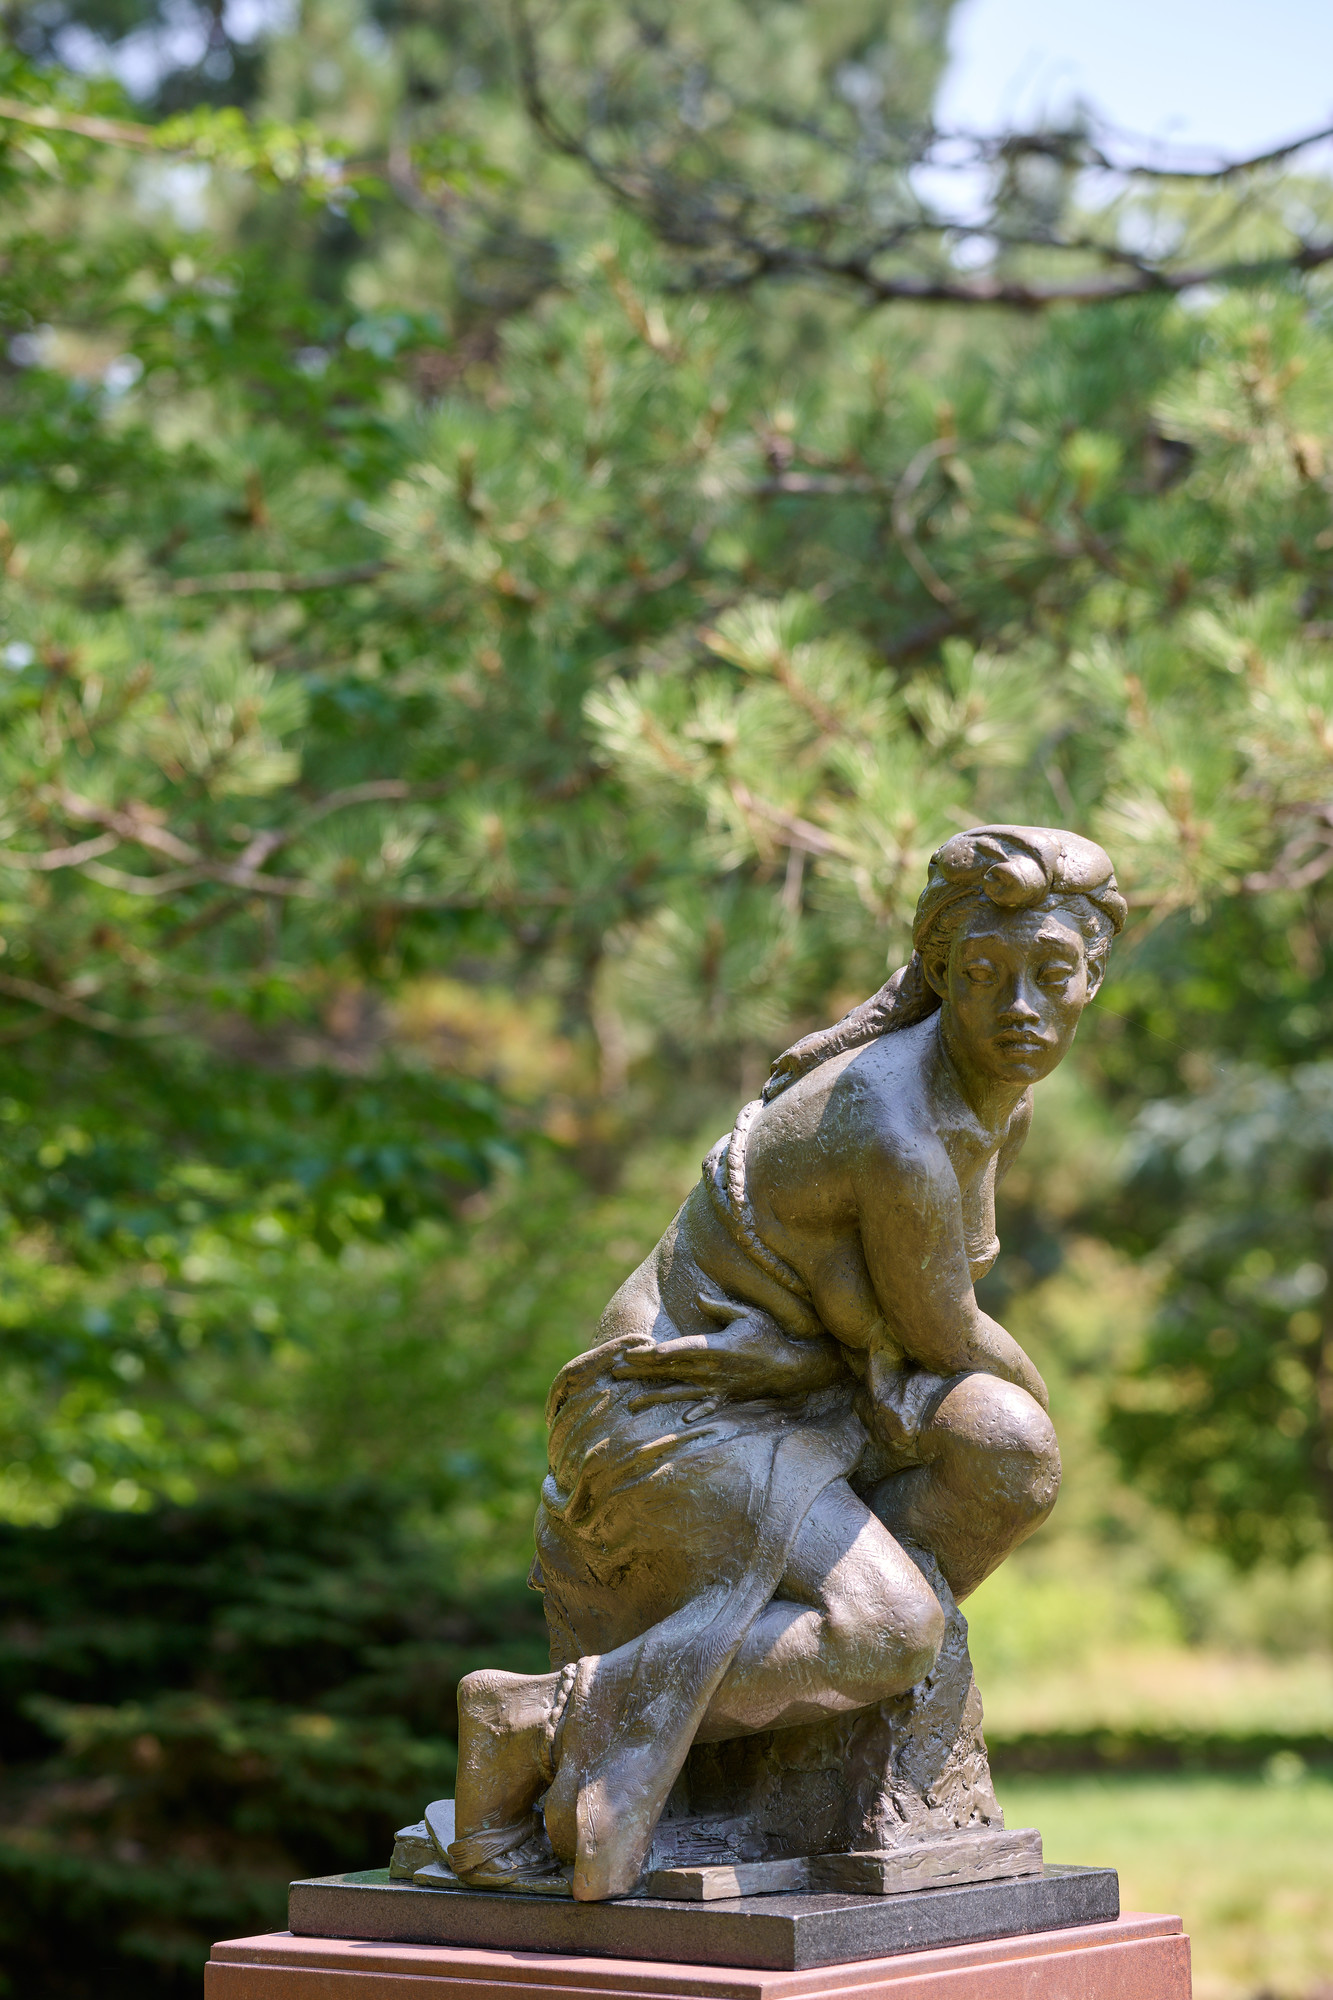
[997,979,1040,1021]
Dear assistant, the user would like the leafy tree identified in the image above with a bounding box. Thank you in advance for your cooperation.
[510,0,1333,306]
[0,1050,504,1519]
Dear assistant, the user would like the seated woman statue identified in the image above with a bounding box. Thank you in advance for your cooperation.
[446,825,1125,1903]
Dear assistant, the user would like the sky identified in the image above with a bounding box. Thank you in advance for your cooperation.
[939,0,1333,157]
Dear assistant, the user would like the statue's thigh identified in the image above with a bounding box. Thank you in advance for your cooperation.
[538,1424,788,1653]
[777,1476,939,1630]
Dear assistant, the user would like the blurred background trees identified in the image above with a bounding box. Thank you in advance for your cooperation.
[0,1,1332,1993]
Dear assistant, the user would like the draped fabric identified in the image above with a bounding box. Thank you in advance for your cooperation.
[534,1335,865,1899]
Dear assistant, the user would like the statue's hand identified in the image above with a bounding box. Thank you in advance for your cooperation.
[611,1292,843,1417]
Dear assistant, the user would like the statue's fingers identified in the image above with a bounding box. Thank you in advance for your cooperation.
[611,1343,700,1380]
[611,1357,661,1379]
[624,1385,704,1412]
[622,1335,711,1368]
[607,1337,656,1363]
[697,1290,746,1323]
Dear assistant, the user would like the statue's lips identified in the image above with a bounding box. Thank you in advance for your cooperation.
[993,1031,1052,1053]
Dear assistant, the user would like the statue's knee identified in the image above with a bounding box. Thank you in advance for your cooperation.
[980,1381,1061,1524]
[945,1375,1061,1527]
[825,1568,943,1703]
[1006,1445,1060,1529]
[893,1576,946,1686]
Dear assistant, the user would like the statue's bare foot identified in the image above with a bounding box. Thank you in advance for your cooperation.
[448,1669,565,1889]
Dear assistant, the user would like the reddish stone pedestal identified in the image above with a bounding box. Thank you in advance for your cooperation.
[205,1911,1189,2000]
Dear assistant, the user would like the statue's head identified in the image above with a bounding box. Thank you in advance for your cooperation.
[762,825,1125,1104]
[914,826,1126,1086]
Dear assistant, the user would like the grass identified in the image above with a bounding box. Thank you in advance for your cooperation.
[995,1770,1333,2000]
[979,1643,1333,1737]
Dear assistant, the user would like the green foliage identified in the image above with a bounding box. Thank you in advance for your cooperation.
[1107,1068,1333,1567]
[266,1130,711,1569]
[0,1040,504,1520]
[0,1485,548,1998]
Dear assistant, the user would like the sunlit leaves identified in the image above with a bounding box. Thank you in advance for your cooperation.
[6,7,1333,1574]
[611,882,803,1057]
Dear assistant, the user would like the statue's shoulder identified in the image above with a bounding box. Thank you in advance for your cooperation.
[816,1020,947,1171]
[828,1012,934,1101]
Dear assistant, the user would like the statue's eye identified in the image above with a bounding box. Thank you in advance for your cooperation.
[964,963,995,984]
[1038,961,1075,985]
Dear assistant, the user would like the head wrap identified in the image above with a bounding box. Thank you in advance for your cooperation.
[762,824,1125,1102]
[912,825,1127,949]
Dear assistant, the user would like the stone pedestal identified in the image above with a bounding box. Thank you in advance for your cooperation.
[206,1912,1190,2000]
[283,1864,1117,1971]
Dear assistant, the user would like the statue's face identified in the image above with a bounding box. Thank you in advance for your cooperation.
[929,903,1103,1087]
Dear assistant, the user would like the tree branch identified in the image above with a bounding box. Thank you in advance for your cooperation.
[0,832,121,871]
[891,438,961,607]
[60,793,200,863]
[728,783,849,859]
[42,782,578,912]
[844,245,1333,308]
[0,95,164,151]
[81,859,316,898]
[752,472,890,498]
[1242,813,1333,893]
[57,781,428,896]
[1079,120,1333,182]
[509,0,1333,311]
[0,971,171,1036]
[165,561,391,596]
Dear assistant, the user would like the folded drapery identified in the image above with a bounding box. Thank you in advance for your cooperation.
[533,1331,865,1899]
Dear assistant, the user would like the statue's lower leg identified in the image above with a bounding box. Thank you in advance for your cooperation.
[451,1473,957,1898]
[448,1666,575,1889]
[447,1450,1052,1894]
[451,1567,940,1871]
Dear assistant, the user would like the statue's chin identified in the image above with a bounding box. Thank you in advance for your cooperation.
[985,1047,1059,1083]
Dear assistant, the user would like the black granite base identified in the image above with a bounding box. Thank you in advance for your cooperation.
[287,1864,1120,1972]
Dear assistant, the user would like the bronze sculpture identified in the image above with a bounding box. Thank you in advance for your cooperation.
[430,827,1126,1906]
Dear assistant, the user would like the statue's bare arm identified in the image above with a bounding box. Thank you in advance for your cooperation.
[853,1133,1047,1411]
